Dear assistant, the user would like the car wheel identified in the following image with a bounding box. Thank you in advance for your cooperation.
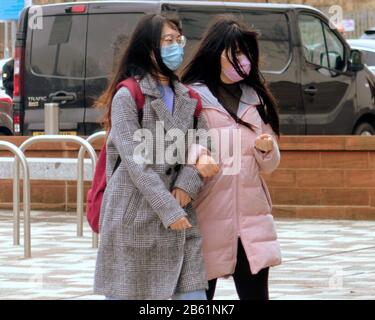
[354,122,375,136]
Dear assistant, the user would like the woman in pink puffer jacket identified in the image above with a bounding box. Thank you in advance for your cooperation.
[182,16,282,300]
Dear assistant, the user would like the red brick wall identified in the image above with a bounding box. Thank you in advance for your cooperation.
[263,136,375,219]
[1,136,374,219]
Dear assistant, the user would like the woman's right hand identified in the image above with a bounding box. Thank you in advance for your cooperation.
[169,217,192,230]
[254,134,273,153]
[195,154,220,178]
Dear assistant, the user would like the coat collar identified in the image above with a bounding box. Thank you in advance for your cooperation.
[138,73,197,137]
[137,73,191,97]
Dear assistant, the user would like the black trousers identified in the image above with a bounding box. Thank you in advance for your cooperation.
[206,238,269,300]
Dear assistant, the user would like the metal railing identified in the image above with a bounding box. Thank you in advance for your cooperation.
[77,131,106,248]
[0,141,31,258]
[13,135,97,258]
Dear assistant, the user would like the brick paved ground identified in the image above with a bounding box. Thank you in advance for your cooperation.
[1,210,375,300]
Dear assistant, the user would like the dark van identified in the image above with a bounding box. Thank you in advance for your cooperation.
[13,1,375,136]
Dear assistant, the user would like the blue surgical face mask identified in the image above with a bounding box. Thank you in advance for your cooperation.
[160,44,184,71]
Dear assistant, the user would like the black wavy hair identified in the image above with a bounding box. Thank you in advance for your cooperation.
[95,14,182,131]
[182,15,279,136]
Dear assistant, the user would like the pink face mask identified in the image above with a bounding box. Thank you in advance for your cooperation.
[223,54,251,82]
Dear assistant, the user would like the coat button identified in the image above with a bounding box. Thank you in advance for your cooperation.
[166,168,172,175]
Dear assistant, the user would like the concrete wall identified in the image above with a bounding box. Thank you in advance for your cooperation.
[1,136,374,220]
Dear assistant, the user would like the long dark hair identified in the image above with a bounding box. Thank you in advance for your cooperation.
[95,14,182,131]
[181,15,280,136]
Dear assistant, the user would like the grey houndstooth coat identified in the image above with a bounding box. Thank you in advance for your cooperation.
[93,73,210,299]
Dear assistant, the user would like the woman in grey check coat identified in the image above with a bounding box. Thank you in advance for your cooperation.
[93,14,214,300]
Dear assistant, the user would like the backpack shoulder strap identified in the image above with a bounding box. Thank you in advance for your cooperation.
[186,86,203,129]
[115,77,145,125]
[111,78,145,174]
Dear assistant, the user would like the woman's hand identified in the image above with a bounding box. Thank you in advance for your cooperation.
[254,134,274,153]
[195,154,220,178]
[169,189,192,230]
[172,187,191,208]
[169,216,192,230]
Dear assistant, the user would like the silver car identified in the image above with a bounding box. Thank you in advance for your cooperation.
[347,39,375,74]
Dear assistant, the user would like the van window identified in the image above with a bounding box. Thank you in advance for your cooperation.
[298,14,345,71]
[241,11,291,72]
[162,5,291,73]
[322,22,345,70]
[298,15,327,67]
[30,15,86,78]
[86,13,143,78]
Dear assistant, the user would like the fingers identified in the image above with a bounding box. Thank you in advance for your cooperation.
[179,193,189,207]
[259,133,272,140]
[182,194,191,207]
[196,155,220,178]
[175,189,181,204]
[255,134,273,152]
[255,138,263,149]
[196,154,208,165]
[171,188,192,208]
[196,164,207,178]
[173,188,181,205]
[170,217,192,230]
[184,219,192,228]
[204,164,220,177]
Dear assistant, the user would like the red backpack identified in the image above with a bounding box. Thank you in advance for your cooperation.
[86,78,202,233]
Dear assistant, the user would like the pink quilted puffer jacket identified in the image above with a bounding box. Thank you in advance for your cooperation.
[191,83,282,280]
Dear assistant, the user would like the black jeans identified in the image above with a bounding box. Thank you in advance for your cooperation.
[206,238,269,300]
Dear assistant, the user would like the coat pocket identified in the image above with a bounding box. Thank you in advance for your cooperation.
[121,189,142,226]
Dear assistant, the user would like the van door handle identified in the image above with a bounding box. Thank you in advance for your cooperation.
[304,86,318,96]
[49,91,77,104]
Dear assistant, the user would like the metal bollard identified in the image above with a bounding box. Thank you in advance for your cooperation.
[0,141,31,258]
[44,103,60,135]
[13,135,97,258]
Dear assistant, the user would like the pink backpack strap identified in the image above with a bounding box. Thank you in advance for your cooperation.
[185,86,203,129]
